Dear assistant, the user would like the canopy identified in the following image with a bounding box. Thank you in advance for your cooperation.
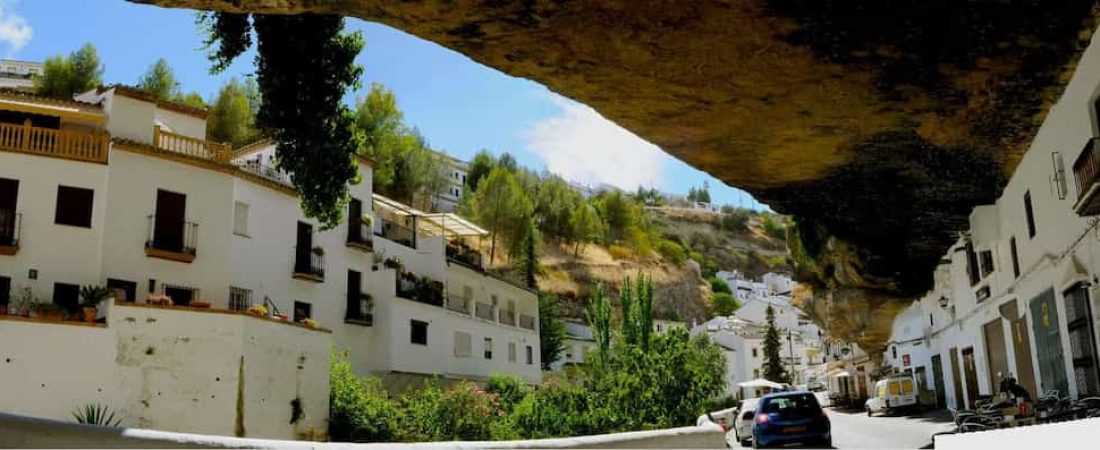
[828,370,851,378]
[738,378,784,389]
[420,213,488,237]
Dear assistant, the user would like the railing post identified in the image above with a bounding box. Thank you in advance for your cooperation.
[20,119,30,150]
[152,125,161,150]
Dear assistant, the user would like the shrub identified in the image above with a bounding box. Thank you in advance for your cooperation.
[509,377,594,439]
[329,349,398,442]
[711,292,740,316]
[655,239,687,266]
[708,276,731,294]
[608,244,632,260]
[486,374,528,413]
[720,209,750,231]
[396,381,497,442]
[762,215,787,241]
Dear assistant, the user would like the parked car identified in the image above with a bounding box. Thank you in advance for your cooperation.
[865,374,918,416]
[734,397,761,447]
[751,392,831,449]
[807,381,826,392]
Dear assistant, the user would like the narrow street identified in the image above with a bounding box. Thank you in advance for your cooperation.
[729,408,955,449]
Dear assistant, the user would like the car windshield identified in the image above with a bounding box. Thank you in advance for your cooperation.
[760,394,820,419]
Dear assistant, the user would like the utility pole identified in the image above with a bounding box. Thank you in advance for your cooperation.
[787,329,795,384]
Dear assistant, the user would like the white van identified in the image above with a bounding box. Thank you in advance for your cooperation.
[865,375,918,416]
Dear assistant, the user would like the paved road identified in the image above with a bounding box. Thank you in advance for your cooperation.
[727,408,955,449]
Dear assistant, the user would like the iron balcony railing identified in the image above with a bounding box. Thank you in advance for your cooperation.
[145,215,198,256]
[1073,137,1100,216]
[446,294,470,314]
[345,292,373,324]
[293,247,325,280]
[446,243,484,270]
[475,302,494,320]
[499,310,516,326]
[375,218,416,248]
[0,210,20,249]
[235,160,293,188]
[346,219,373,249]
[519,314,536,330]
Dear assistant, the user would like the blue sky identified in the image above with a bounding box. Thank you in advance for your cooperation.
[1,0,766,209]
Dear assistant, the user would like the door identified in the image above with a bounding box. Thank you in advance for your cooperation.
[983,318,1010,390]
[0,177,17,244]
[1012,316,1038,400]
[346,269,362,319]
[1064,283,1100,396]
[914,366,929,405]
[948,347,964,410]
[164,285,194,306]
[1030,288,1070,397]
[932,354,946,408]
[295,221,312,272]
[153,189,186,252]
[961,347,981,409]
[347,198,362,242]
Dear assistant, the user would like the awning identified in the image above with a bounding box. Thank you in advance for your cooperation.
[372,194,426,217]
[828,369,851,378]
[738,378,784,389]
[420,213,488,237]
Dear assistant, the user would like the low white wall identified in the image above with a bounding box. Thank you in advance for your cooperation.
[935,417,1100,449]
[0,412,727,449]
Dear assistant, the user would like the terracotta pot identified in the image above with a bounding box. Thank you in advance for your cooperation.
[190,301,212,309]
[274,313,289,322]
[82,307,97,323]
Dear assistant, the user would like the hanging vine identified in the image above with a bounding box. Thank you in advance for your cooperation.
[202,12,364,229]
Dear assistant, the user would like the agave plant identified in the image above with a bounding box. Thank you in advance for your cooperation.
[72,403,121,427]
[79,285,113,308]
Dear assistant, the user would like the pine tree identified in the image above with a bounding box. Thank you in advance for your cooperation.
[538,294,566,370]
[762,305,791,383]
[587,283,612,365]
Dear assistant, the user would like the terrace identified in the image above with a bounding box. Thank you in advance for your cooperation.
[0,93,109,164]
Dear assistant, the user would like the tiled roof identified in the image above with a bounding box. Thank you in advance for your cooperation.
[100,84,208,119]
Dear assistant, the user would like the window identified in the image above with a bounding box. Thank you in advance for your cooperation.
[106,278,137,303]
[52,282,79,311]
[54,185,93,228]
[484,337,493,359]
[525,345,534,365]
[229,286,252,311]
[293,301,312,322]
[901,379,914,393]
[892,346,898,359]
[163,284,197,306]
[979,250,994,278]
[454,331,471,357]
[965,240,980,286]
[508,342,517,362]
[411,320,428,345]
[929,313,934,328]
[0,275,9,310]
[233,201,249,237]
[754,369,760,378]
[1024,191,1036,238]
[752,348,758,358]
[1010,237,1020,278]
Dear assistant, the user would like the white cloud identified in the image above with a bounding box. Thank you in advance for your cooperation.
[0,0,31,55]
[522,94,668,191]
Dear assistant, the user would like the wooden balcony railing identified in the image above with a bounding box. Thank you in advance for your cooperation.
[153,126,231,163]
[1074,137,1100,216]
[519,314,536,330]
[0,121,108,163]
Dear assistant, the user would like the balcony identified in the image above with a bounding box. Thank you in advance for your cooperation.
[145,215,198,263]
[293,248,325,282]
[475,302,494,321]
[153,126,231,163]
[235,159,293,188]
[346,219,373,252]
[446,242,483,270]
[499,309,516,326]
[0,210,19,255]
[0,121,109,164]
[396,272,444,307]
[446,293,470,314]
[1073,137,1100,216]
[375,217,416,248]
[345,292,373,326]
[519,314,536,331]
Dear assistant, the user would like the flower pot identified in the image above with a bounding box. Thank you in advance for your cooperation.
[274,313,289,322]
[82,307,97,323]
[190,301,212,309]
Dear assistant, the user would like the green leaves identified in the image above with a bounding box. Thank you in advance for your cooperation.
[71,403,121,427]
[207,77,259,146]
[469,167,533,262]
[539,294,567,370]
[762,305,793,384]
[34,43,103,99]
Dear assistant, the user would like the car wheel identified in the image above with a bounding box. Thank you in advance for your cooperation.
[866,407,872,417]
[740,438,751,448]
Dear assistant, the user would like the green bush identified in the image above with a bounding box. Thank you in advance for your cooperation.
[720,209,750,231]
[708,276,731,294]
[486,374,528,413]
[329,349,398,442]
[711,292,740,316]
[761,215,787,241]
[509,377,595,439]
[608,244,633,260]
[396,381,497,442]
[654,239,687,266]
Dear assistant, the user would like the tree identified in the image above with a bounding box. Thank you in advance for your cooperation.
[497,152,518,172]
[465,150,496,191]
[202,12,363,229]
[619,273,654,351]
[533,174,580,241]
[761,305,792,384]
[568,203,603,257]
[207,77,258,146]
[597,190,639,242]
[34,43,103,99]
[469,167,532,263]
[708,276,731,294]
[538,294,566,370]
[138,58,181,101]
[711,292,740,316]
[587,283,612,365]
[176,92,207,109]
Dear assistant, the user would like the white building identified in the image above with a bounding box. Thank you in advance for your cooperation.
[432,151,467,213]
[549,319,598,371]
[0,85,540,436]
[873,23,1100,412]
[0,60,43,90]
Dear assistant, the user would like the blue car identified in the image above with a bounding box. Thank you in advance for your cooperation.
[751,391,831,449]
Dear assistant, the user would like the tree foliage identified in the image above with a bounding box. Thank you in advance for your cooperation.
[138,58,181,101]
[711,292,740,316]
[329,349,398,442]
[202,12,363,228]
[538,294,567,371]
[206,77,258,146]
[762,305,792,384]
[468,167,532,263]
[708,276,731,294]
[568,203,603,257]
[465,150,496,191]
[34,43,103,99]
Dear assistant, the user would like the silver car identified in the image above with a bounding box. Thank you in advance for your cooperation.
[733,398,761,447]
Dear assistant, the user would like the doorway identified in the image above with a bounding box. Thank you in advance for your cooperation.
[1030,288,1069,396]
[295,221,313,273]
[983,318,1010,390]
[1064,283,1100,396]
[961,347,981,409]
[1011,315,1038,399]
[0,177,17,246]
[932,354,946,408]
[153,189,186,252]
[948,347,964,410]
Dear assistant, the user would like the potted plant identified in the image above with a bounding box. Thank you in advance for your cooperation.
[12,286,34,317]
[247,304,268,317]
[147,294,173,306]
[274,312,289,322]
[300,318,320,329]
[30,302,64,321]
[79,285,112,323]
[190,301,212,309]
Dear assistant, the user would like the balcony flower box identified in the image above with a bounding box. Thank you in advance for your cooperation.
[190,301,212,309]
[247,304,268,317]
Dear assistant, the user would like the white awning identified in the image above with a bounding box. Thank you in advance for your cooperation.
[420,213,488,237]
[828,370,851,378]
[738,378,784,389]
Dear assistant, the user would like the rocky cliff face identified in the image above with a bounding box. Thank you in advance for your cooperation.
[131,0,1099,353]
